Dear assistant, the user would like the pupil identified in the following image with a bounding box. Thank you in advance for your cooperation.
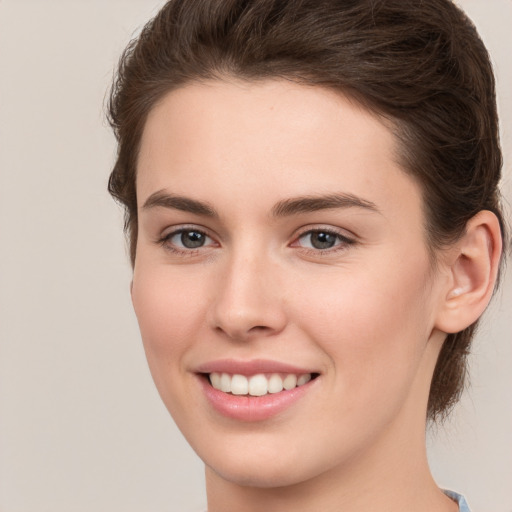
[311,232,336,249]
[181,231,204,248]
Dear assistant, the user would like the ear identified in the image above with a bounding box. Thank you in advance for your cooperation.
[435,210,503,334]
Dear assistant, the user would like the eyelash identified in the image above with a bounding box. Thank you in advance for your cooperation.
[292,228,356,255]
[157,226,216,256]
[156,226,356,256]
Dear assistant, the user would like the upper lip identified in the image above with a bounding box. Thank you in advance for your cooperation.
[196,359,318,376]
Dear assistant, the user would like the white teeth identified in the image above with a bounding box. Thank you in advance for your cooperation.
[248,374,268,396]
[297,374,312,386]
[231,374,249,395]
[220,372,231,393]
[210,372,221,390]
[209,372,314,396]
[283,374,297,390]
[268,373,284,394]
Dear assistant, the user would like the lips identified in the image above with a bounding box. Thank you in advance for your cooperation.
[196,359,319,421]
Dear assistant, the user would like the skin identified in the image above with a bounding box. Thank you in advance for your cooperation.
[132,79,474,512]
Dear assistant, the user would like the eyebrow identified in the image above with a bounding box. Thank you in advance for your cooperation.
[271,193,380,217]
[142,190,218,217]
[141,190,379,218]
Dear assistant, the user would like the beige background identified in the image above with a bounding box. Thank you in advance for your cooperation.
[0,1,510,511]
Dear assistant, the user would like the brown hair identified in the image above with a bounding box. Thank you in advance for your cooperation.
[108,0,508,421]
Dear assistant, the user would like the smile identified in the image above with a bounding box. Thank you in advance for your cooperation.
[209,372,313,396]
[196,361,320,422]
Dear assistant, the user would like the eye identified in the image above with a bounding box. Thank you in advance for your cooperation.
[172,230,209,249]
[159,227,216,252]
[294,229,354,251]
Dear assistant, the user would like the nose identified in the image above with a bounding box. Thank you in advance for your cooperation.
[209,251,287,341]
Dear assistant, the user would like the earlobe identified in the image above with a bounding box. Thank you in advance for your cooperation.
[435,210,503,334]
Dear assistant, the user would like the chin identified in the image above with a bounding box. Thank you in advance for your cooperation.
[207,458,313,489]
[198,434,336,490]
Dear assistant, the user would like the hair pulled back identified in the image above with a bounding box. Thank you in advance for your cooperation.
[108,0,507,421]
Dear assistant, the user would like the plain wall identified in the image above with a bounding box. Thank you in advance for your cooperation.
[0,1,510,511]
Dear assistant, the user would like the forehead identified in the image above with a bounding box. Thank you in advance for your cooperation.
[137,79,421,224]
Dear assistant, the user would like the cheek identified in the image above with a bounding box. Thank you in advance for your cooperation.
[131,266,208,377]
[130,264,218,428]
[293,257,434,405]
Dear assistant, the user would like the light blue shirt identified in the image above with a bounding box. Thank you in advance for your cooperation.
[444,490,471,512]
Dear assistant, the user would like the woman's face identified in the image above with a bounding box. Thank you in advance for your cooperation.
[133,79,448,488]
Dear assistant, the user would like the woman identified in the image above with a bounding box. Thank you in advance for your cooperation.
[108,1,508,510]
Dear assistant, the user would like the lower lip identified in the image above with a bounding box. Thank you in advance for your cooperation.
[199,376,318,422]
